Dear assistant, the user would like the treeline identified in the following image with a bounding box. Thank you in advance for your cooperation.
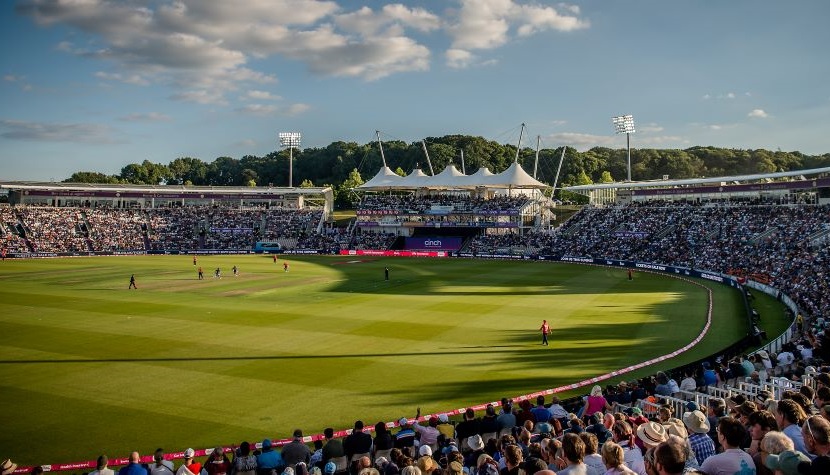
[66,135,830,207]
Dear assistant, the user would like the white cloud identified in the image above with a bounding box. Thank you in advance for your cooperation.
[170,89,228,105]
[119,112,172,122]
[18,0,437,104]
[547,130,685,151]
[446,49,475,69]
[748,109,769,119]
[514,3,590,36]
[545,132,615,149]
[445,48,499,68]
[638,123,664,133]
[449,0,588,52]
[246,90,281,101]
[17,0,589,101]
[284,103,311,116]
[238,104,278,115]
[235,138,257,148]
[0,119,122,144]
[2,73,33,91]
[704,91,740,100]
[298,34,430,80]
[381,4,441,32]
[95,71,149,86]
[336,4,440,36]
[238,102,310,116]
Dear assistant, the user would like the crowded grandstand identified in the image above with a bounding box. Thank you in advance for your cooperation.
[1,164,829,475]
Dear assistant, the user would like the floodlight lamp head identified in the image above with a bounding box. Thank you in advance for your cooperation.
[612,115,635,134]
[278,132,302,147]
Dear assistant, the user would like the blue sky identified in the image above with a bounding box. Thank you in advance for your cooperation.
[2,0,829,181]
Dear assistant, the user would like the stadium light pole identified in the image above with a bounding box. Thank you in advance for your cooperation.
[612,115,636,182]
[278,132,301,188]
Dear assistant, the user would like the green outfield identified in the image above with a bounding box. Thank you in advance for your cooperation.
[0,255,784,466]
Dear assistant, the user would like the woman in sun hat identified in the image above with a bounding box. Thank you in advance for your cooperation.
[2,460,18,475]
[636,421,667,450]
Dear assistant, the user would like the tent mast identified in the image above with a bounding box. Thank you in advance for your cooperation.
[376,130,387,168]
[551,146,567,198]
[421,140,435,176]
[533,135,541,179]
[514,123,526,163]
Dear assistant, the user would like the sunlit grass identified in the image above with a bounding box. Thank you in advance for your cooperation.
[0,255,766,466]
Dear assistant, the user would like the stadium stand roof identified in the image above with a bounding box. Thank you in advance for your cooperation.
[0,181,332,195]
[359,162,549,190]
[562,166,830,192]
[0,181,335,211]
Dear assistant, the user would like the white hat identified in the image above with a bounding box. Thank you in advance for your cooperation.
[682,410,710,434]
[467,434,484,451]
[419,445,433,457]
[398,417,408,426]
[2,460,18,475]
[636,421,667,448]
[438,414,449,423]
[184,448,195,458]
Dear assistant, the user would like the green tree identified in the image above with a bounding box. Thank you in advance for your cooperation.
[168,157,208,185]
[64,172,121,184]
[335,168,364,209]
[120,160,169,185]
[575,170,593,185]
[241,168,259,186]
[299,179,315,188]
[207,156,241,186]
[599,171,614,183]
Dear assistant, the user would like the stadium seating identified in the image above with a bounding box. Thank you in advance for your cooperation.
[3,199,829,475]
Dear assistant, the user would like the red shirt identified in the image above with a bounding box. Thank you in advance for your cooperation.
[540,322,550,334]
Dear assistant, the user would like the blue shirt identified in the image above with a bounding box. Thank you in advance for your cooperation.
[783,423,811,458]
[119,464,148,475]
[530,406,552,423]
[257,449,283,470]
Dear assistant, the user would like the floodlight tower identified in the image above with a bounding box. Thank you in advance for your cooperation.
[278,132,301,187]
[612,115,636,182]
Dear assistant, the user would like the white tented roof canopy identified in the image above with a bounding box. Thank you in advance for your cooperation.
[359,162,549,190]
[358,166,404,189]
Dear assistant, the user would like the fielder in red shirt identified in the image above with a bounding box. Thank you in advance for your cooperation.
[540,320,550,346]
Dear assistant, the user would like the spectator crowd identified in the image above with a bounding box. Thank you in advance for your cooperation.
[3,199,829,475]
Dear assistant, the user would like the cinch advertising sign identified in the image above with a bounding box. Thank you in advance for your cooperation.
[405,237,463,250]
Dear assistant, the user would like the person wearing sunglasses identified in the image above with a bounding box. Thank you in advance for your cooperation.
[800,416,830,474]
